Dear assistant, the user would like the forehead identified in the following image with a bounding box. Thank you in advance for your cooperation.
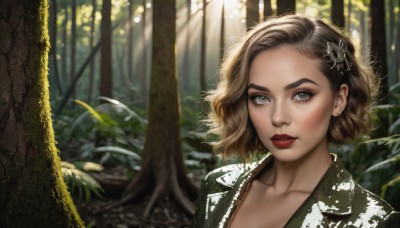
[248,46,328,87]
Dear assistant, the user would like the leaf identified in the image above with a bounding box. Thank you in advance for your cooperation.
[365,155,400,173]
[75,99,104,124]
[95,146,142,160]
[61,161,104,201]
[380,174,400,198]
[73,161,104,172]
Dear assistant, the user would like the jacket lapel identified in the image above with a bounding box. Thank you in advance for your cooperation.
[286,155,355,227]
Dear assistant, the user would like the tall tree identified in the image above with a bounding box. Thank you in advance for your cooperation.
[277,0,295,15]
[141,0,148,106]
[200,0,207,109]
[61,7,68,84]
[182,0,192,93]
[49,0,62,95]
[246,0,260,30]
[263,0,273,19]
[88,0,97,104]
[220,1,225,62]
[100,0,112,101]
[102,0,198,219]
[0,0,83,226]
[370,0,388,137]
[71,0,77,101]
[331,0,344,28]
[127,0,133,86]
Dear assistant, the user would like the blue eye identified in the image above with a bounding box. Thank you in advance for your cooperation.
[251,95,270,105]
[293,91,313,102]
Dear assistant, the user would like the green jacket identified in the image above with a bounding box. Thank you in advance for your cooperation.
[192,154,400,227]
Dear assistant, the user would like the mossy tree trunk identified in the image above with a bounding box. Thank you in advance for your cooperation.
[102,0,198,219]
[0,0,84,227]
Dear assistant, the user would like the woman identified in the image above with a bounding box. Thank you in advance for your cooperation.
[192,15,400,227]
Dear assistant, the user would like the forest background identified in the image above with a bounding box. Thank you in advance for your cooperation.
[0,0,399,227]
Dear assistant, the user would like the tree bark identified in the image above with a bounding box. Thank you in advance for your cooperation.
[61,7,68,84]
[246,0,260,30]
[182,0,191,94]
[220,2,225,63]
[49,0,62,95]
[100,0,112,101]
[331,0,344,28]
[263,0,273,19]
[277,0,295,15]
[200,0,207,111]
[71,0,77,101]
[102,0,198,219]
[0,0,83,226]
[370,0,389,137]
[127,0,133,86]
[88,0,97,104]
[141,0,148,106]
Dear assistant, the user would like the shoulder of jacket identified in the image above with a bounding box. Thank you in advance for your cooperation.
[353,183,395,212]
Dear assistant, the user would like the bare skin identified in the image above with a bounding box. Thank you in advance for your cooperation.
[229,147,332,228]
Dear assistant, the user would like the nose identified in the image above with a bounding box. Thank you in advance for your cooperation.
[271,100,290,127]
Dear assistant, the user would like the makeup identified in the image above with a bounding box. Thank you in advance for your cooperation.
[271,134,297,149]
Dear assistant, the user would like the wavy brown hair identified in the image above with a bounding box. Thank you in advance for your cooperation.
[206,15,378,161]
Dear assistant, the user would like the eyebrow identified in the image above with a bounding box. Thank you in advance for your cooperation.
[247,78,319,92]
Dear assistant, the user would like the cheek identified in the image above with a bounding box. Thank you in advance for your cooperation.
[296,101,333,130]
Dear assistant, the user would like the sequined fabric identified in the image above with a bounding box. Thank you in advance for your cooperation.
[192,153,400,228]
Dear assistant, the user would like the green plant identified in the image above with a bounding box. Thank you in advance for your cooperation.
[61,161,104,201]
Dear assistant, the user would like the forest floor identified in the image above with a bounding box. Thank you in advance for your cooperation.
[76,169,204,227]
[77,196,193,228]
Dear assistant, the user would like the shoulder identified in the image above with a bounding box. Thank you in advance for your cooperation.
[351,183,400,226]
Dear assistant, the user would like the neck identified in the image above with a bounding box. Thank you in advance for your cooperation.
[259,147,333,194]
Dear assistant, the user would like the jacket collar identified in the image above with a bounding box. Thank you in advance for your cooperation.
[313,154,355,215]
[214,153,355,216]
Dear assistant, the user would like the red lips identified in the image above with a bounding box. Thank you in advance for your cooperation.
[271,134,297,149]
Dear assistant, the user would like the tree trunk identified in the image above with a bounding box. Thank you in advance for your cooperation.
[88,0,97,104]
[220,3,225,63]
[370,0,389,137]
[49,0,62,95]
[141,0,148,106]
[277,0,295,15]
[263,0,273,19]
[100,0,112,101]
[246,0,260,30]
[200,0,207,110]
[61,7,68,84]
[0,0,83,226]
[71,0,77,101]
[127,0,133,86]
[182,0,191,94]
[101,0,198,219]
[331,0,344,28]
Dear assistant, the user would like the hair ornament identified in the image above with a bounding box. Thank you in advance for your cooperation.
[326,40,352,75]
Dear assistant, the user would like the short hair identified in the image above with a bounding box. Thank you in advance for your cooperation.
[205,15,378,161]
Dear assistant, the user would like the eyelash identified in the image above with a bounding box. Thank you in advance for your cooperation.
[248,89,315,105]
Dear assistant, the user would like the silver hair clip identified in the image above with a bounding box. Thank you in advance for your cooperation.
[326,40,352,75]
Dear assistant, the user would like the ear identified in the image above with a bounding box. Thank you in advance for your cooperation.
[332,84,348,117]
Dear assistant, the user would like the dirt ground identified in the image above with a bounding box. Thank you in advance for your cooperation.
[77,196,193,228]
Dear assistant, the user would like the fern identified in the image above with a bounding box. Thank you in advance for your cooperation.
[61,161,104,202]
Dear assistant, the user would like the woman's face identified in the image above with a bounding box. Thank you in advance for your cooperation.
[247,46,347,162]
